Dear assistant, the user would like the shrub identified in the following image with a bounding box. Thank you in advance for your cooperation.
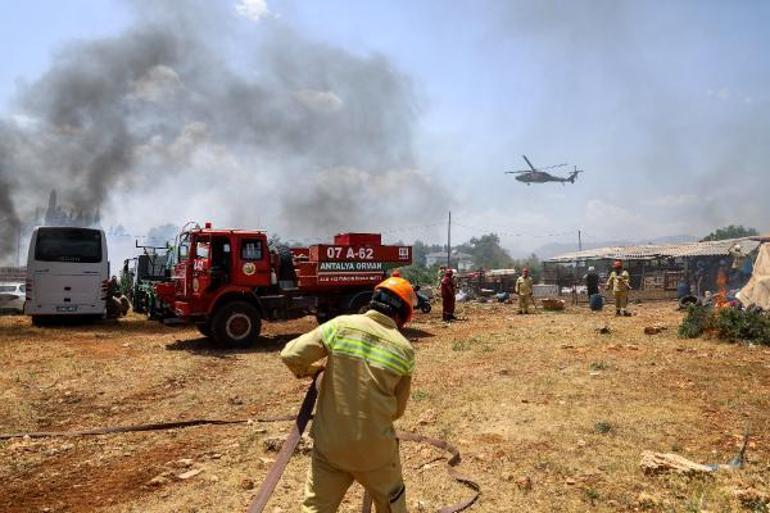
[678,304,713,339]
[679,304,770,345]
[594,421,613,434]
[712,308,770,344]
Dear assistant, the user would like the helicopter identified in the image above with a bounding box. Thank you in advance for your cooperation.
[506,155,583,185]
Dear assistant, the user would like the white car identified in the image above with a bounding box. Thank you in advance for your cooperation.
[0,282,26,314]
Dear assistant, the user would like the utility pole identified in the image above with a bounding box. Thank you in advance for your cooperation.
[572,229,582,305]
[17,224,21,266]
[446,211,452,269]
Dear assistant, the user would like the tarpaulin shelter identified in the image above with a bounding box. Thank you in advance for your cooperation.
[737,239,770,310]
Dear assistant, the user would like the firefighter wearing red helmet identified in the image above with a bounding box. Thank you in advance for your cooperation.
[280,277,417,513]
[515,267,534,314]
[606,260,632,316]
[440,268,457,321]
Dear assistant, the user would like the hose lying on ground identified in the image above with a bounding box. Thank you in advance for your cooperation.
[2,399,480,513]
[0,416,292,440]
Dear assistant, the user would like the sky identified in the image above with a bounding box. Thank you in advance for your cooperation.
[1,0,769,264]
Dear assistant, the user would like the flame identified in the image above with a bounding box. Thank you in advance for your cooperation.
[713,268,730,309]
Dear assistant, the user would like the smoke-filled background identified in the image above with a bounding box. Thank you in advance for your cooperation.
[0,0,448,263]
[1,0,769,264]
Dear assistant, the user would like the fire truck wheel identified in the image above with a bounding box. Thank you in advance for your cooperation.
[196,323,212,338]
[347,293,371,314]
[212,301,261,345]
[315,310,340,324]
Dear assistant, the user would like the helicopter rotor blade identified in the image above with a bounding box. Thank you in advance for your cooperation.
[522,155,538,172]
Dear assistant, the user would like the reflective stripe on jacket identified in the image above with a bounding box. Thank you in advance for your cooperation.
[280,310,415,471]
[606,270,630,293]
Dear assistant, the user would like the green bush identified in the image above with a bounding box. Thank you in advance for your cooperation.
[679,304,770,345]
[678,304,713,339]
[712,308,770,343]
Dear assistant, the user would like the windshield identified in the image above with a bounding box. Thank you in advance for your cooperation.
[0,285,16,292]
[35,228,103,263]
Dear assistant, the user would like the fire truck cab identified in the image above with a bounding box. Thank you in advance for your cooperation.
[157,224,412,345]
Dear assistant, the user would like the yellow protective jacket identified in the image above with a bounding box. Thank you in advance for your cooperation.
[606,270,631,293]
[280,310,415,472]
[515,276,533,296]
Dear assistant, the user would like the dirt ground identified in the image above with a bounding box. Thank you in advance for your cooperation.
[1,301,769,513]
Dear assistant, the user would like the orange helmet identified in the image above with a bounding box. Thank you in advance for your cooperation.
[375,277,417,323]
[613,260,622,269]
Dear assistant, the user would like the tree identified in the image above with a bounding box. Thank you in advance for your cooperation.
[701,225,758,242]
[512,253,543,283]
[459,233,514,269]
[399,265,436,287]
[411,240,443,267]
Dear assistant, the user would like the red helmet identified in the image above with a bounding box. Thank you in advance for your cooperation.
[613,260,623,269]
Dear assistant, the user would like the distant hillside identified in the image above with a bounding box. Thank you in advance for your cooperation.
[531,234,699,259]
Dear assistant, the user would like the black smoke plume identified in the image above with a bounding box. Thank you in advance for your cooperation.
[0,0,448,260]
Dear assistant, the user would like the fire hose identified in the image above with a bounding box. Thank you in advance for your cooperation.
[246,375,480,513]
[2,378,480,513]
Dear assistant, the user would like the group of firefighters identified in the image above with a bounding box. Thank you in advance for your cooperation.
[434,262,632,319]
[277,260,634,512]
[434,265,536,319]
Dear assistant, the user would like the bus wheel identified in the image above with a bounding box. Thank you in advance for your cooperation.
[212,301,261,346]
[31,316,48,327]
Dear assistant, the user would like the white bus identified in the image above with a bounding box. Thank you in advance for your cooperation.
[25,227,109,324]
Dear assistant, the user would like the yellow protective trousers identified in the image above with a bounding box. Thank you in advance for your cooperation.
[518,294,532,313]
[614,291,629,310]
[302,449,407,513]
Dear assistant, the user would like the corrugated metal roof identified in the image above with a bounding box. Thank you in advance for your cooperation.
[487,268,518,276]
[546,237,761,263]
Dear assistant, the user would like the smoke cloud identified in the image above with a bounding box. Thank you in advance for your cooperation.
[0,0,448,261]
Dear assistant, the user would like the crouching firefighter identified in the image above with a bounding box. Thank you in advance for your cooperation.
[280,277,417,513]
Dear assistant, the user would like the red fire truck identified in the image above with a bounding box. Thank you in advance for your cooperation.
[153,224,412,345]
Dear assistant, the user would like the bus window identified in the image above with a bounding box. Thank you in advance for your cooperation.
[34,227,102,263]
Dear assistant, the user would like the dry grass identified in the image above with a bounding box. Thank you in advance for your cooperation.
[1,302,769,513]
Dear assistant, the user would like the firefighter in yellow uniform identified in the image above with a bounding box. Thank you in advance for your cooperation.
[515,268,534,314]
[280,277,417,513]
[606,260,631,316]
